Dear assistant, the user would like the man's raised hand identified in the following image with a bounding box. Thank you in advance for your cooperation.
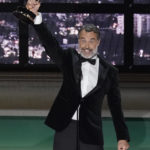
[26,0,41,16]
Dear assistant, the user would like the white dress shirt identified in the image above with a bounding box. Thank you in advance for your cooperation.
[33,14,100,120]
[72,56,99,120]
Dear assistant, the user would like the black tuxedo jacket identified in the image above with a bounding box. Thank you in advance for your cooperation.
[33,23,130,145]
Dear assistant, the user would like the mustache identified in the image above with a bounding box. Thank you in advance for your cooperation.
[81,48,93,51]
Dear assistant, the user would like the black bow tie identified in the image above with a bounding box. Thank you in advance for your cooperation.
[80,56,96,65]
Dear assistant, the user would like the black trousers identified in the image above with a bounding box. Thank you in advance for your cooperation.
[53,120,104,150]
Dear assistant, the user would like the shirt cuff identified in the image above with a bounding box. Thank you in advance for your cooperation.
[34,12,42,25]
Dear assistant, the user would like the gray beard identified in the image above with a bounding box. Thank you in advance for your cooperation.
[78,47,98,59]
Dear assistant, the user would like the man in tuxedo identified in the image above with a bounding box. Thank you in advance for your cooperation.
[20,0,130,150]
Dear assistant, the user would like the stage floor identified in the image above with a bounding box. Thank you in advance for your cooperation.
[0,117,149,150]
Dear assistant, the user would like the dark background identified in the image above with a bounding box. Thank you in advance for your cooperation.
[0,0,150,72]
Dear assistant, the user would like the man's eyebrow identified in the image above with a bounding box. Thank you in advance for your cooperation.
[79,37,86,39]
[79,37,96,39]
[90,38,97,40]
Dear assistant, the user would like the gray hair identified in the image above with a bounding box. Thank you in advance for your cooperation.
[78,24,100,40]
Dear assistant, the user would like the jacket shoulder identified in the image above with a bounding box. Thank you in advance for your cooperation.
[100,56,118,73]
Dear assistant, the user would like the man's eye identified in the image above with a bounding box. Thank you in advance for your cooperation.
[80,40,86,43]
[90,40,94,42]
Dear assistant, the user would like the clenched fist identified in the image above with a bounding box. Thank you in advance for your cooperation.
[26,0,41,16]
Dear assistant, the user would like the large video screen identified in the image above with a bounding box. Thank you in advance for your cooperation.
[0,13,19,64]
[29,13,124,65]
[0,0,18,2]
[42,0,123,4]
[134,14,150,65]
[134,0,150,4]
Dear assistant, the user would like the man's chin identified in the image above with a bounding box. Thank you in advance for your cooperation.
[79,49,98,59]
[80,53,95,59]
[80,54,90,59]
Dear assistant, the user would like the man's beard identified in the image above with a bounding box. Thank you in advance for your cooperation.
[78,47,98,59]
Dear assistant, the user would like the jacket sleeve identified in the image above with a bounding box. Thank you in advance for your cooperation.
[107,69,130,142]
[33,23,65,69]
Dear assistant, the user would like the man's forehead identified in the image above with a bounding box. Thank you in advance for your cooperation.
[79,29,96,34]
[79,30,97,37]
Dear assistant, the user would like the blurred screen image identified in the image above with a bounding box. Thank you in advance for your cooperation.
[134,0,150,4]
[42,0,123,3]
[0,13,19,64]
[29,13,124,65]
[134,14,150,65]
[0,0,18,2]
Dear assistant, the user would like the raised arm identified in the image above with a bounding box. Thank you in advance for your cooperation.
[26,0,64,68]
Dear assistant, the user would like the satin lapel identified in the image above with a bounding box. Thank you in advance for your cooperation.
[83,56,109,98]
[72,50,81,85]
[97,58,109,89]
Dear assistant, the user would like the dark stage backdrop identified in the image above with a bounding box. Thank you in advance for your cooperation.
[28,13,124,65]
[134,0,150,4]
[134,14,150,65]
[41,0,123,4]
[0,0,18,2]
[0,13,19,64]
[0,0,150,72]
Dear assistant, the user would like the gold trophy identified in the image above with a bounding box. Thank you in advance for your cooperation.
[13,0,40,24]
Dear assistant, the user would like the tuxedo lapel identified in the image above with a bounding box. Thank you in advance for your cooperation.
[83,55,110,98]
[72,50,81,85]
[97,57,109,89]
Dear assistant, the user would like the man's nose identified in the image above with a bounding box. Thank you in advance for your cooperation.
[85,42,90,49]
